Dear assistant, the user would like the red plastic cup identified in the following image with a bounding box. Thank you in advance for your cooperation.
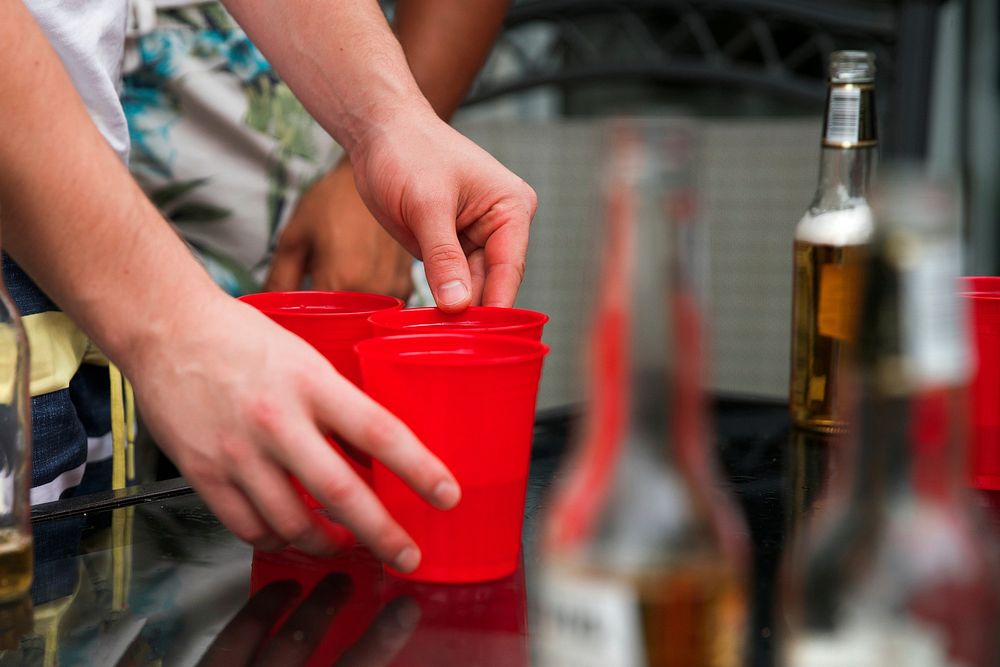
[960,277,1000,490]
[239,290,403,386]
[368,306,548,341]
[356,334,549,583]
[238,291,403,503]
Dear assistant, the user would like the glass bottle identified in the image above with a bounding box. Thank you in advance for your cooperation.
[789,51,878,434]
[781,169,1000,667]
[0,247,32,602]
[534,121,747,667]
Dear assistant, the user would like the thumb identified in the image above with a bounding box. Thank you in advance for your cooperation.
[414,220,473,312]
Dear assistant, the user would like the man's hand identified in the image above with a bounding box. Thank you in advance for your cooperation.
[265,158,414,298]
[130,295,460,569]
[221,0,536,310]
[350,109,537,311]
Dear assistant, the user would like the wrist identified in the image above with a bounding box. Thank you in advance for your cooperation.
[343,96,437,165]
[98,272,230,381]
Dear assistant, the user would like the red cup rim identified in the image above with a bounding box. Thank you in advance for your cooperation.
[959,276,1000,296]
[368,306,549,334]
[239,290,404,318]
[355,333,549,367]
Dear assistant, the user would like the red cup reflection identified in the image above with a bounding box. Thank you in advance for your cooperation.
[250,546,383,665]
[247,548,529,666]
[381,561,530,667]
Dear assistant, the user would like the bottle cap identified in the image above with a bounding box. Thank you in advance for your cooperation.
[830,51,876,84]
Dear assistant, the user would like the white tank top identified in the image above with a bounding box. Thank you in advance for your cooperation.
[24,0,130,163]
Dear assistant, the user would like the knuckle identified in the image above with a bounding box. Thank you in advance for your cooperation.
[512,260,527,283]
[238,524,276,548]
[360,413,402,452]
[523,182,538,212]
[424,242,466,270]
[276,514,314,545]
[320,474,360,509]
[276,230,306,253]
[177,449,222,486]
[247,397,285,437]
[336,268,370,292]
[217,435,248,462]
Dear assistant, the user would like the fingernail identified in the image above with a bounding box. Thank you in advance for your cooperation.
[394,547,420,573]
[437,280,469,307]
[433,480,461,509]
[394,598,422,631]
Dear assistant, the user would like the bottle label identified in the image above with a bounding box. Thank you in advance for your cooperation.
[0,326,16,405]
[818,263,862,342]
[823,84,877,148]
[787,619,957,667]
[536,567,646,667]
[903,239,970,386]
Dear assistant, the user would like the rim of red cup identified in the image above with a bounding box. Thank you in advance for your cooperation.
[355,333,549,367]
[238,290,404,318]
[960,276,1000,297]
[367,306,548,335]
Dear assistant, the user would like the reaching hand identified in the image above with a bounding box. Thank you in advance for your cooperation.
[265,158,414,299]
[130,294,460,569]
[349,109,537,311]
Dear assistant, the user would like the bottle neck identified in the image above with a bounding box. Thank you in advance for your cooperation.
[812,146,876,210]
[812,81,877,210]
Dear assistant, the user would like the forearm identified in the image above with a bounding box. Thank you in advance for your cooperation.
[0,1,223,373]
[221,0,433,155]
[393,0,511,121]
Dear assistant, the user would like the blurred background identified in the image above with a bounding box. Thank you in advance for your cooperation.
[425,0,999,409]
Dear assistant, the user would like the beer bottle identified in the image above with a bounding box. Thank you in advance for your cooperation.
[789,51,878,434]
[781,169,1000,667]
[534,122,747,667]
[0,250,32,601]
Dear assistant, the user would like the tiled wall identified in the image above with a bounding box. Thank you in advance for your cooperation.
[456,117,821,409]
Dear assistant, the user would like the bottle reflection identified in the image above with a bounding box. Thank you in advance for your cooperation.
[785,428,838,542]
[0,594,31,652]
[219,548,528,666]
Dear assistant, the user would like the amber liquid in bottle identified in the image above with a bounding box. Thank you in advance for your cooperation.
[790,240,868,432]
[0,529,32,602]
[635,561,744,667]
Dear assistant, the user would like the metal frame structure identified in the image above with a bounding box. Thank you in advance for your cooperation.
[462,0,943,158]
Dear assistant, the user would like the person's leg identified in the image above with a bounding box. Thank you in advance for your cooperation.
[67,364,114,496]
[3,255,91,504]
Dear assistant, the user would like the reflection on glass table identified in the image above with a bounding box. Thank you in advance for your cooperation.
[0,402,993,666]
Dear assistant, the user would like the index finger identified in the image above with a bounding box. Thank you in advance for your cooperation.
[309,371,461,510]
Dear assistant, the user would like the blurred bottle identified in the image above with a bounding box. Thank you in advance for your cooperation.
[785,430,838,542]
[789,51,879,434]
[0,249,32,602]
[0,594,32,651]
[534,122,747,667]
[781,169,1000,667]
